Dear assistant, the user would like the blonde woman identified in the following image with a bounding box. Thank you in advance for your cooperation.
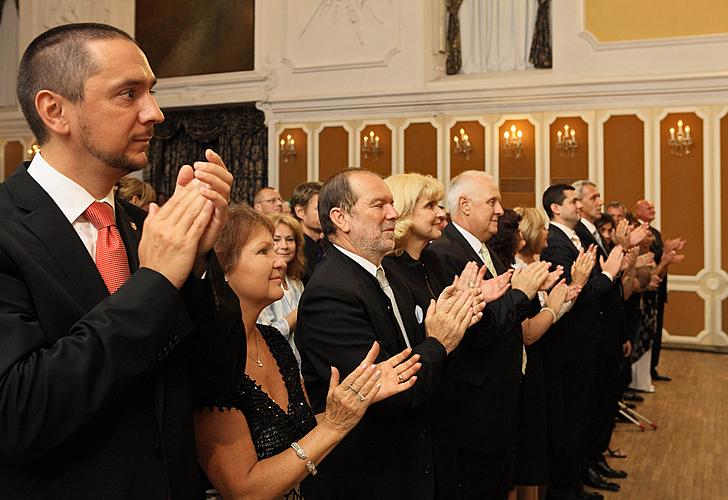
[258,214,306,366]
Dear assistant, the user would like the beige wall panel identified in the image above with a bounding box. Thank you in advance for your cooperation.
[279,128,308,200]
[660,113,703,275]
[585,0,728,42]
[603,115,645,208]
[360,125,392,178]
[319,126,349,182]
[450,121,485,180]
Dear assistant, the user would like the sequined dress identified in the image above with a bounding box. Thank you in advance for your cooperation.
[213,323,317,499]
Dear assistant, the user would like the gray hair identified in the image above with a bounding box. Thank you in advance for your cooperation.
[447,170,495,213]
[571,179,597,200]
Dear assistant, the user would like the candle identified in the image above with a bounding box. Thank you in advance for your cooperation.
[290,139,295,146]
[453,136,459,144]
[510,124,517,134]
[677,120,683,136]
[669,128,675,140]
[460,128,465,136]
[685,126,691,139]
[557,130,562,144]
[570,129,576,138]
[375,136,379,145]
[363,136,368,144]
[504,131,510,141]
[280,139,285,146]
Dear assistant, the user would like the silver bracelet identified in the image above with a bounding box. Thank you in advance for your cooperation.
[290,441,318,476]
[540,306,557,323]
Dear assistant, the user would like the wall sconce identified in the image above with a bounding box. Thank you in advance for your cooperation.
[26,143,41,157]
[453,128,472,160]
[503,124,523,159]
[362,130,381,159]
[556,124,578,158]
[279,134,297,164]
[668,120,692,157]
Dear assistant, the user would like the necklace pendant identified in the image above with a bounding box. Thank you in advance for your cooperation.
[256,360,263,367]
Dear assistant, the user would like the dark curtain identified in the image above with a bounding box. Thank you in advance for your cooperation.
[146,104,267,205]
[529,0,552,69]
[445,0,464,75]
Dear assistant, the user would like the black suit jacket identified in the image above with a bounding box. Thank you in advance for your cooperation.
[427,223,531,454]
[0,165,241,499]
[539,223,613,364]
[575,221,624,358]
[296,246,446,500]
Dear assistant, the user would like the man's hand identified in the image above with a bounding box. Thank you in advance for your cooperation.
[620,247,638,272]
[571,246,596,287]
[629,223,649,247]
[664,237,687,253]
[176,149,233,276]
[138,180,215,289]
[425,286,475,354]
[600,244,624,278]
[647,272,662,291]
[623,340,632,358]
[613,219,631,248]
[510,261,550,299]
[453,263,487,326]
[480,269,512,302]
[635,252,655,269]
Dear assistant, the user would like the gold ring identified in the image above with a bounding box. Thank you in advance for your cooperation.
[348,383,358,393]
[397,374,404,383]
[467,281,475,288]
[358,392,366,401]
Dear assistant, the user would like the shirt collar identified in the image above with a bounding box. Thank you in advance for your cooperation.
[451,221,484,255]
[333,244,379,278]
[580,217,598,235]
[550,221,577,240]
[26,152,116,224]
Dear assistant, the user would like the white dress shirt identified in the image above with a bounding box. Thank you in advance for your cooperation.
[451,221,483,256]
[258,275,305,367]
[27,152,116,262]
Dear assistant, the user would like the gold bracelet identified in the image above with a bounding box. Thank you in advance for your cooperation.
[290,441,318,476]
[540,306,557,323]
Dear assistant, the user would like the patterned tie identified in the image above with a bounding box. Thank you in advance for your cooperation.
[479,244,498,278]
[84,201,131,294]
[375,267,411,349]
[592,229,607,254]
[570,233,584,252]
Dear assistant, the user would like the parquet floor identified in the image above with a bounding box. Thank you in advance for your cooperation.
[599,349,728,500]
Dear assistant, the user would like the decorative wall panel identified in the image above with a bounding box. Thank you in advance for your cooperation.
[319,126,349,181]
[499,119,536,208]
[359,124,392,177]
[603,115,645,208]
[278,128,308,200]
[550,116,589,185]
[450,121,485,180]
[403,122,437,178]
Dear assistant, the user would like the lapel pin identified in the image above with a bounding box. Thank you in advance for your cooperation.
[130,222,137,231]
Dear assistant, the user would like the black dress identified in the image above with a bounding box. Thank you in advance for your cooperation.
[212,323,317,499]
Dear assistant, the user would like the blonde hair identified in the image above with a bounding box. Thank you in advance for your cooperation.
[514,206,549,255]
[385,173,444,253]
[268,214,306,281]
[117,177,156,208]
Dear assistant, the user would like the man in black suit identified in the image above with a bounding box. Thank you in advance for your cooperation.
[291,181,325,283]
[572,180,629,492]
[296,168,474,500]
[0,24,239,498]
[428,170,549,500]
[539,184,623,500]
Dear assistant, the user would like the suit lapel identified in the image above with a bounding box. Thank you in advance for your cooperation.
[8,166,109,310]
[444,223,484,265]
[115,199,142,272]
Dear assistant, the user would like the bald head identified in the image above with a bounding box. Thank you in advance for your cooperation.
[635,199,655,223]
[448,171,503,242]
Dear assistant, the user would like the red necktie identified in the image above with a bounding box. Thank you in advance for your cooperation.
[84,201,131,294]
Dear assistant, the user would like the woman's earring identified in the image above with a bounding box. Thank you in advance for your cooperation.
[224,276,229,282]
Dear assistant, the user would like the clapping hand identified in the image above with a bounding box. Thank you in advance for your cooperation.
[511,261,550,299]
[571,245,596,287]
[600,244,624,278]
[540,264,563,291]
[455,263,487,324]
[425,285,475,353]
[544,279,569,315]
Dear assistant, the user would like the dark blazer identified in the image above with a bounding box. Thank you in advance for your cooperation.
[539,223,613,364]
[427,223,532,453]
[0,165,241,499]
[297,246,446,500]
[575,221,624,358]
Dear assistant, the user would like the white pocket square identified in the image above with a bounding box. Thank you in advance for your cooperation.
[415,305,424,324]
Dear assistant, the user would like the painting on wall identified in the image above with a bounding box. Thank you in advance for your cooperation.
[135,0,254,78]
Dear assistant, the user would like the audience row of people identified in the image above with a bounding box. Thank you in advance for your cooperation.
[214,171,685,500]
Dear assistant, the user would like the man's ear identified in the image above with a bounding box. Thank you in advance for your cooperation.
[550,202,561,217]
[458,196,470,216]
[35,90,71,138]
[294,204,305,219]
[329,207,350,234]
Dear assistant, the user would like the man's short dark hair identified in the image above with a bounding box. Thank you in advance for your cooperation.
[17,23,135,145]
[290,181,322,220]
[542,184,575,219]
[595,213,615,231]
[318,169,379,237]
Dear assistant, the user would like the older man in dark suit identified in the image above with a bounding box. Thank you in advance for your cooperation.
[0,23,238,498]
[296,168,476,500]
[428,170,548,500]
[539,184,623,500]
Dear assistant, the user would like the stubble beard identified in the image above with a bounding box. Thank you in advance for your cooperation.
[79,117,149,175]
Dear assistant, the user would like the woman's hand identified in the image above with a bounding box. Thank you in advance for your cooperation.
[544,279,568,314]
[570,245,596,287]
[540,264,564,291]
[480,269,512,303]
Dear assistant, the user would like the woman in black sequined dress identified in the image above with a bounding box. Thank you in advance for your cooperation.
[194,205,421,499]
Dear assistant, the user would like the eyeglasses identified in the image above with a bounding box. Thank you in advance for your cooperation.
[260,197,283,204]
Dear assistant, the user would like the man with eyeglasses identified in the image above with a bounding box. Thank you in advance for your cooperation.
[253,186,284,214]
